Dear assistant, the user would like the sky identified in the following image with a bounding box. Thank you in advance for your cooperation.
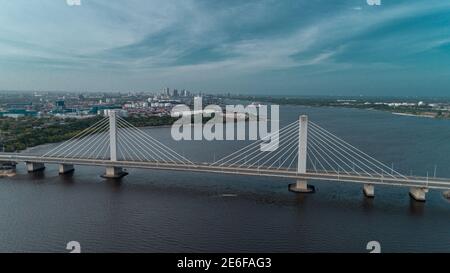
[0,0,449,96]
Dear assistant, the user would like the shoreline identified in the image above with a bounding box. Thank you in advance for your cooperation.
[391,112,435,118]
[255,102,447,120]
[230,98,449,120]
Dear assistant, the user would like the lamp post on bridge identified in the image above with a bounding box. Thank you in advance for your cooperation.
[289,115,315,193]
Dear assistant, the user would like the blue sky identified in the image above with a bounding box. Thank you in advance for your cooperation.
[0,0,449,96]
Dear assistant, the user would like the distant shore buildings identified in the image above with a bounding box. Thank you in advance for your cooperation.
[0,87,203,119]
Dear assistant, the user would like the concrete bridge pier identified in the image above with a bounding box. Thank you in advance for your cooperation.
[101,166,128,179]
[409,187,428,202]
[26,162,45,173]
[59,164,74,175]
[289,180,315,193]
[363,184,375,198]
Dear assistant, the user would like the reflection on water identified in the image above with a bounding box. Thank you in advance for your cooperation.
[105,179,124,192]
[409,199,425,216]
[60,174,75,186]
[0,106,450,252]
[28,170,47,181]
[361,196,374,211]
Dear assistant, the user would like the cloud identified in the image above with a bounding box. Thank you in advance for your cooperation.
[1,0,450,95]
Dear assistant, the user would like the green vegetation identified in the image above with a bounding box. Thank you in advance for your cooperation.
[0,116,102,152]
[124,115,177,127]
[0,115,177,152]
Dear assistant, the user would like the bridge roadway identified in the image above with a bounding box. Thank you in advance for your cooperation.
[1,154,450,190]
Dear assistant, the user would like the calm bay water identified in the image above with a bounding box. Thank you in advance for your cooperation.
[1,106,450,252]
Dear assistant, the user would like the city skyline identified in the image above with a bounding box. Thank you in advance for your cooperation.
[0,0,450,96]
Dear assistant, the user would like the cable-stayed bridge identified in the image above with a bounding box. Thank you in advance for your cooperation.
[0,111,449,202]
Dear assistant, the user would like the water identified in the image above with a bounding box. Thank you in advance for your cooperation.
[1,106,450,253]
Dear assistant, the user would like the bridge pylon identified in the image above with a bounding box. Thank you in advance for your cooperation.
[101,110,128,179]
[289,115,315,193]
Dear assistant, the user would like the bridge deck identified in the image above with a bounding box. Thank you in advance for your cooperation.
[1,154,450,190]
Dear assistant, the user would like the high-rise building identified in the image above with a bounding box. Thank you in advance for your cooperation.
[164,87,171,97]
[173,89,179,97]
[182,89,190,97]
[55,100,65,109]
